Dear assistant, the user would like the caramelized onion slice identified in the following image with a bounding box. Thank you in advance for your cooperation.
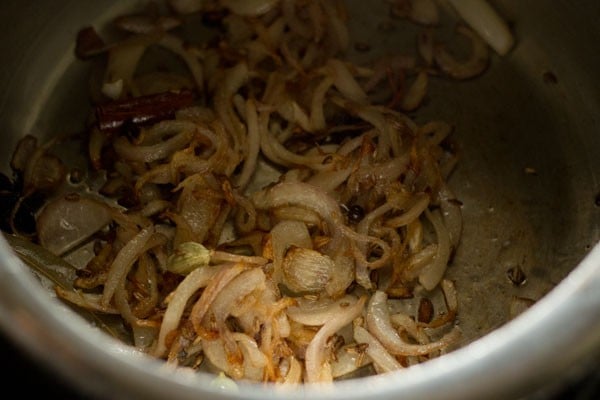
[353,325,402,373]
[101,225,155,308]
[153,265,219,357]
[304,296,366,383]
[434,25,489,80]
[366,291,460,356]
[287,295,358,326]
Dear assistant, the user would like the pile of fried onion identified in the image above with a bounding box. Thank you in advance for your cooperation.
[4,0,514,386]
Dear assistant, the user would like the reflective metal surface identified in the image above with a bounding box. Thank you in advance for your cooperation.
[0,0,598,399]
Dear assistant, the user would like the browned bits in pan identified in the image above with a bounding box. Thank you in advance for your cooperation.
[418,297,434,323]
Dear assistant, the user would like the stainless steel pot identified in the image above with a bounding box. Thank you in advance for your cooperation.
[0,1,598,399]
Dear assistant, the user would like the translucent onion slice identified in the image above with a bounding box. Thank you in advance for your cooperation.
[55,287,119,314]
[287,295,358,326]
[202,337,244,380]
[304,296,366,383]
[153,265,219,357]
[418,209,451,291]
[210,267,266,328]
[113,123,195,163]
[282,356,303,385]
[354,325,402,373]
[447,0,515,56]
[231,332,268,381]
[327,59,369,104]
[252,181,346,253]
[366,291,460,356]
[37,194,112,256]
[438,184,463,250]
[330,344,372,378]
[434,25,489,80]
[268,219,312,285]
[190,263,248,335]
[101,225,155,308]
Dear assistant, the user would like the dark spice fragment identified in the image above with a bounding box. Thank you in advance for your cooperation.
[95,89,195,132]
[507,265,527,286]
[347,204,365,223]
[417,297,434,323]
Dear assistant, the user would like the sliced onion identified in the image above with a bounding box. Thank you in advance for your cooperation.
[37,194,112,256]
[366,291,460,356]
[175,178,224,244]
[282,0,312,38]
[417,28,435,65]
[158,34,205,92]
[309,76,335,131]
[210,267,266,328]
[104,39,152,96]
[259,120,327,169]
[275,98,312,133]
[306,167,353,195]
[114,14,181,34]
[140,199,171,217]
[10,135,37,172]
[389,313,429,344]
[423,279,459,328]
[327,59,368,104]
[252,182,346,254]
[282,356,303,384]
[101,79,124,100]
[434,24,489,80]
[401,71,428,111]
[447,0,515,56]
[231,332,268,381]
[354,325,402,373]
[418,209,451,291]
[190,263,248,335]
[354,201,397,289]
[304,296,366,383]
[101,225,155,307]
[214,63,249,156]
[269,219,312,284]
[210,250,267,266]
[330,344,372,378]
[55,287,119,314]
[438,184,463,249]
[287,295,358,326]
[402,243,438,280]
[235,99,261,189]
[321,0,349,51]
[113,122,195,163]
[202,337,244,380]
[384,194,430,228]
[153,265,219,357]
